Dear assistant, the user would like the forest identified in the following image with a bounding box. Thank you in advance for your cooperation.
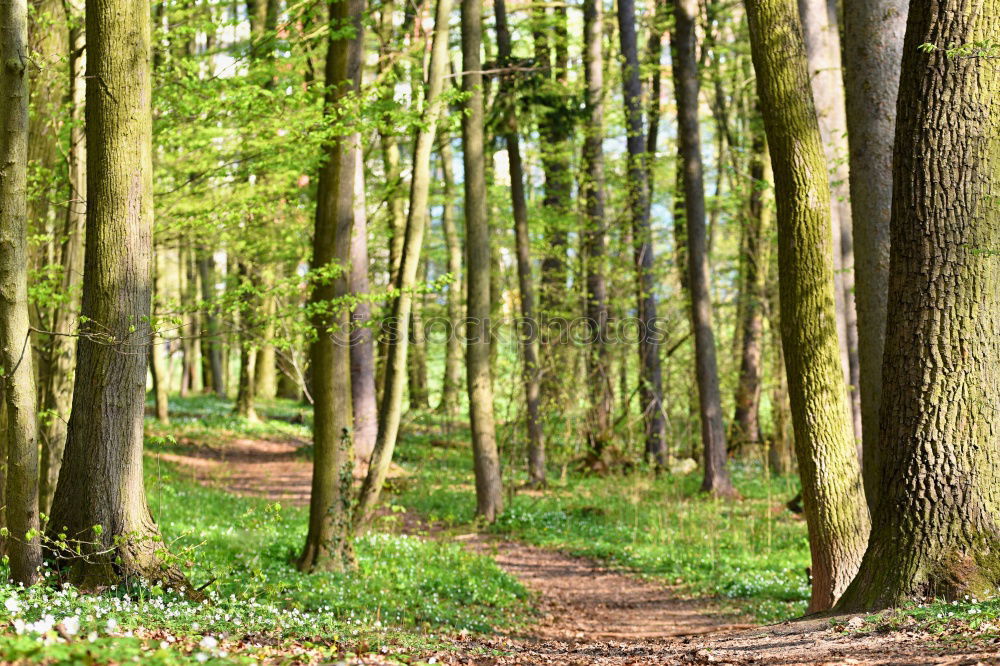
[1,0,999,662]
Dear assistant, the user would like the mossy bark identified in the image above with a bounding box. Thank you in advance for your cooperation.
[837,0,1000,611]
[744,0,870,610]
[47,0,189,589]
[1,0,42,585]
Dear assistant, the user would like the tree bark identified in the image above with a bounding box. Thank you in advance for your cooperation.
[353,0,452,532]
[38,0,85,516]
[407,260,429,409]
[841,0,906,509]
[436,138,464,420]
[0,0,42,584]
[731,131,769,450]
[743,0,870,611]
[197,252,225,397]
[496,0,545,486]
[581,0,613,454]
[349,139,378,469]
[837,1,1000,611]
[150,257,170,424]
[462,0,503,522]
[618,0,666,464]
[297,0,364,573]
[47,0,189,588]
[797,0,862,446]
[671,0,734,493]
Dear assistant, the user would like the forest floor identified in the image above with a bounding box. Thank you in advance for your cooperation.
[161,428,1000,665]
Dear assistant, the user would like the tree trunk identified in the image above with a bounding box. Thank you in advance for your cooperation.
[297,0,364,573]
[150,258,170,425]
[197,252,225,397]
[744,0,870,611]
[47,0,189,588]
[254,268,277,401]
[349,139,378,470]
[496,0,545,486]
[353,0,452,532]
[38,0,85,517]
[797,0,862,446]
[234,262,259,421]
[436,138,463,420]
[731,131,769,450]
[581,0,613,454]
[407,260,429,409]
[837,1,1000,611]
[462,0,503,522]
[618,0,666,464]
[841,0,906,509]
[671,0,734,493]
[0,0,42,584]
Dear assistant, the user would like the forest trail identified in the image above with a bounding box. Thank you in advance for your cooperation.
[163,437,1000,665]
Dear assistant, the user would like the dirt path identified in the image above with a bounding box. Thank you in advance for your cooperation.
[163,436,1000,665]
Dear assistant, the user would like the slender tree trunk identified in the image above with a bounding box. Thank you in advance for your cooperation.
[198,252,225,397]
[496,0,545,486]
[841,0,906,509]
[297,0,364,573]
[618,0,666,464]
[744,0,870,611]
[436,138,464,419]
[797,0,862,445]
[672,0,734,494]
[47,0,190,588]
[349,139,378,469]
[407,260,429,409]
[731,131,768,449]
[581,0,613,453]
[254,269,277,401]
[38,0,85,516]
[354,0,452,532]
[150,258,170,424]
[462,0,503,521]
[837,0,1000,611]
[0,0,42,584]
[234,262,259,421]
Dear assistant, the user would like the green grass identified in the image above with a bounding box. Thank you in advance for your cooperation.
[393,419,811,623]
[0,399,529,664]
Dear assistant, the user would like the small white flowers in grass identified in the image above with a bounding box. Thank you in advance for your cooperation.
[199,635,218,651]
[195,652,209,663]
[5,597,21,614]
[59,615,80,636]
[106,617,118,633]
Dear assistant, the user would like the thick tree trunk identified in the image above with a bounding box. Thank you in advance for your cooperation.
[797,0,862,446]
[436,138,464,420]
[0,0,42,584]
[47,0,189,588]
[618,0,666,464]
[581,0,613,454]
[841,0,906,509]
[672,0,734,494]
[297,0,364,573]
[496,0,545,486]
[837,1,1000,611]
[744,0,870,611]
[349,140,378,469]
[353,0,452,532]
[462,0,503,522]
